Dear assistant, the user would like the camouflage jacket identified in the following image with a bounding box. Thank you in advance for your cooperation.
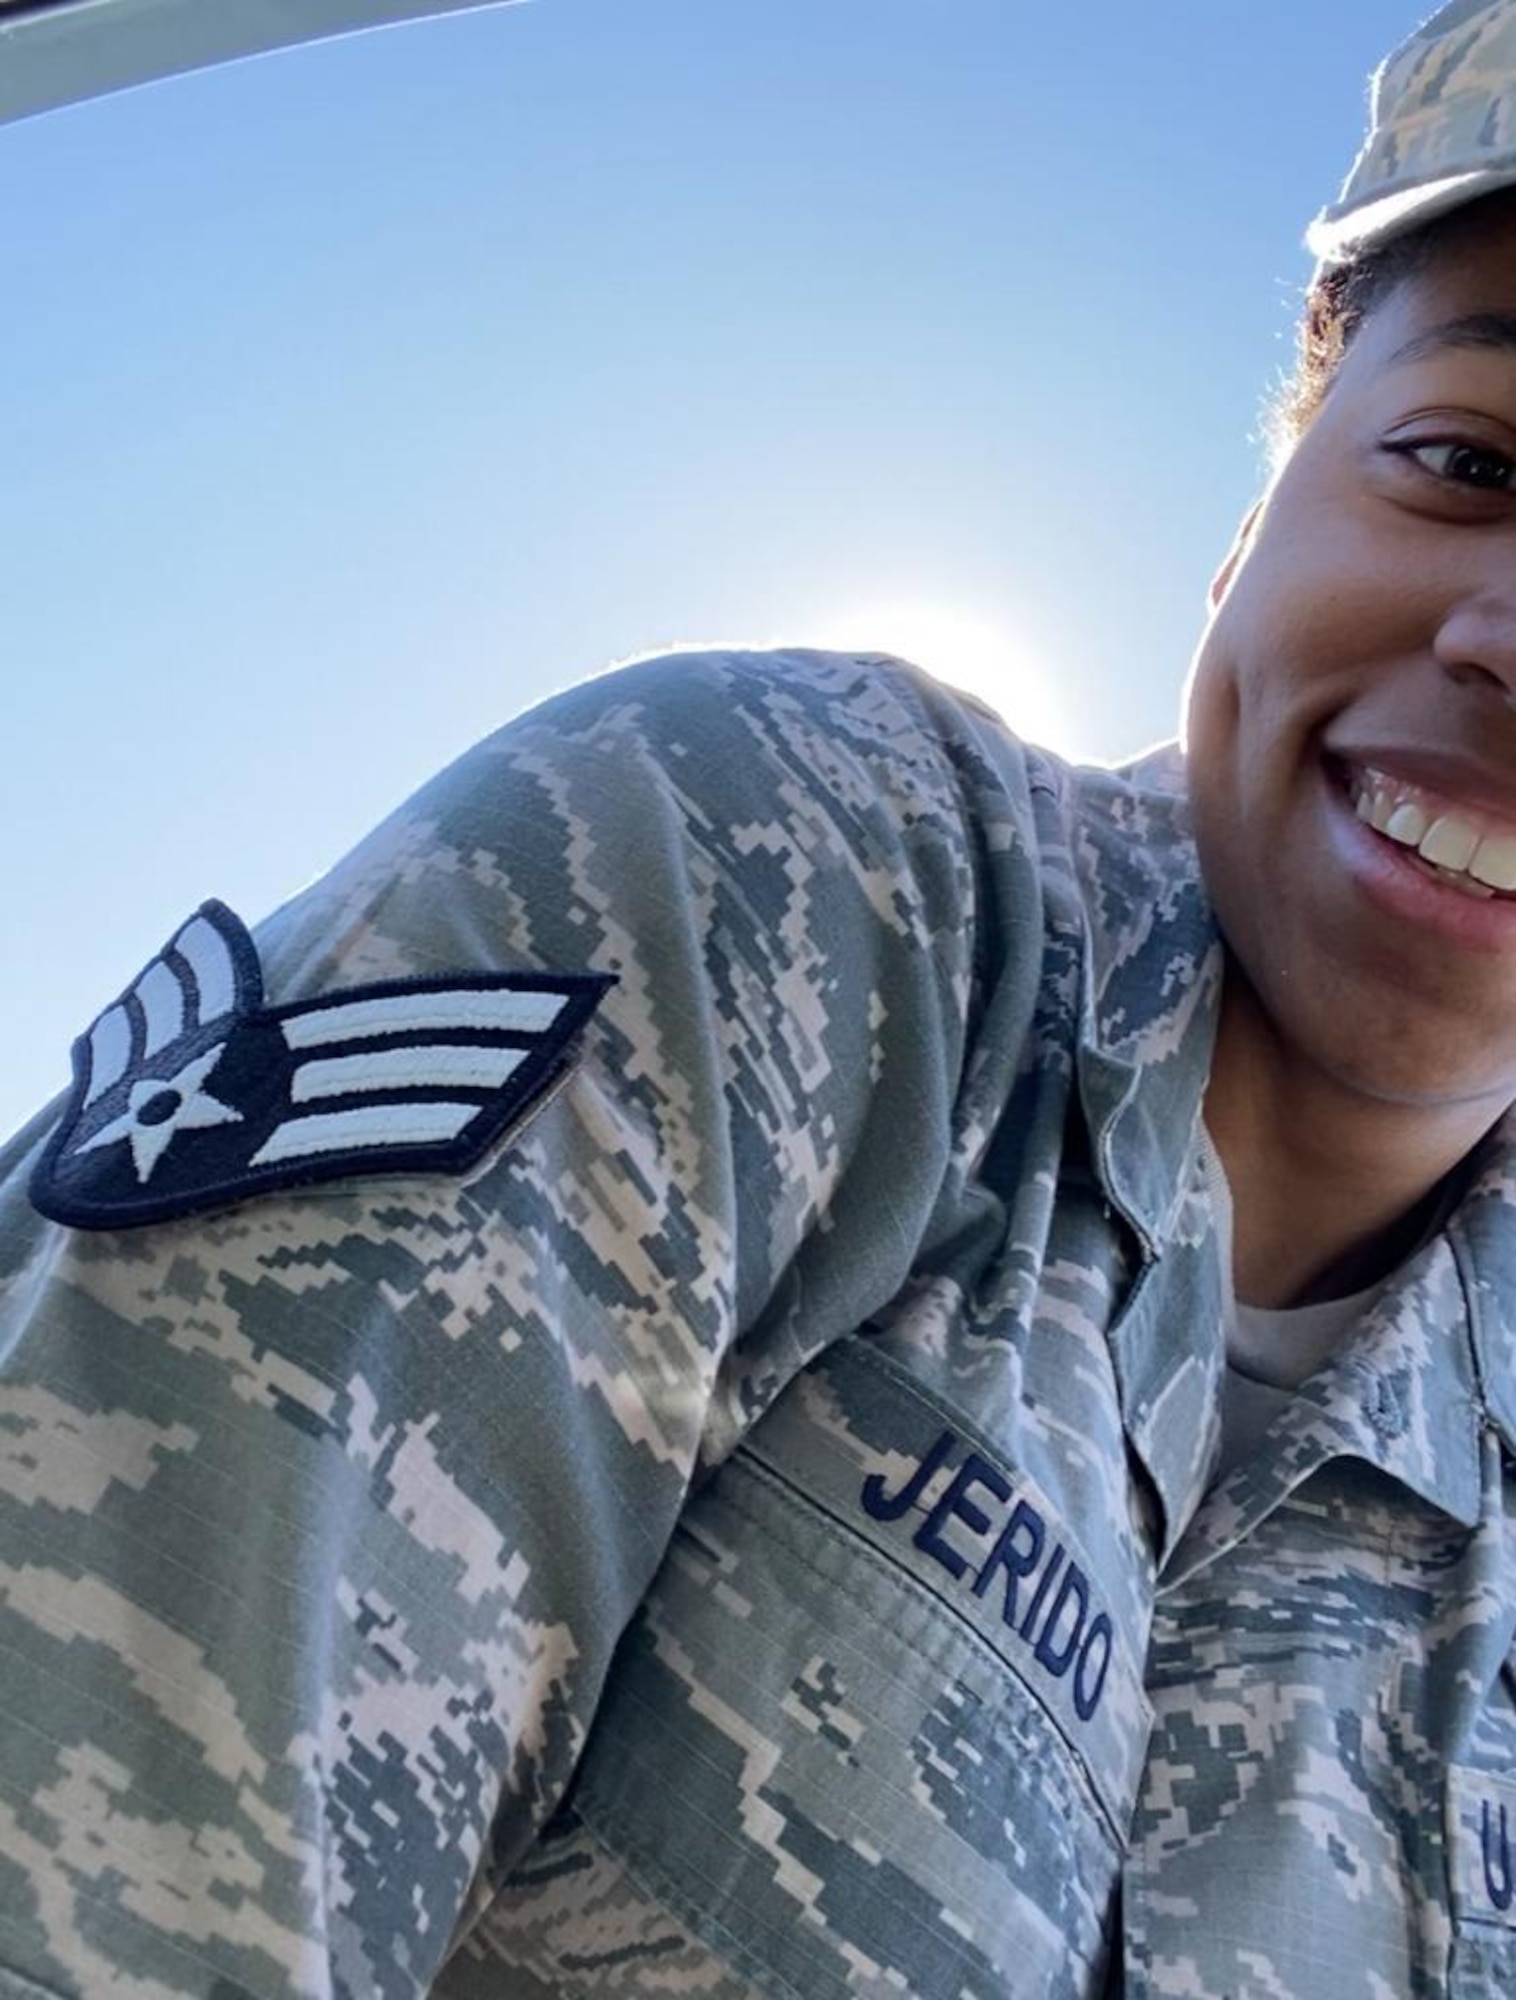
[2,650,1515,2000]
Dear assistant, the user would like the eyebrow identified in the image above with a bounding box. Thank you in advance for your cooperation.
[1387,313,1516,366]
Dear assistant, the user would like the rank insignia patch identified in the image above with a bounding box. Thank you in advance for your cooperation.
[30,901,615,1230]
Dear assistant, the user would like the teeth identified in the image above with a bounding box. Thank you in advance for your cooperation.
[1385,802,1429,847]
[1471,832,1516,891]
[1347,763,1516,899]
[1418,814,1479,871]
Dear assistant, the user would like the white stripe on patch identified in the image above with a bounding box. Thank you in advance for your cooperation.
[249,1101,480,1166]
[290,1044,528,1104]
[134,959,186,1057]
[83,1006,133,1107]
[174,913,238,1023]
[281,989,567,1048]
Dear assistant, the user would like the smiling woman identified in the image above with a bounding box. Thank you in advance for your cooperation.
[11,7,1516,2000]
[1189,190,1516,1308]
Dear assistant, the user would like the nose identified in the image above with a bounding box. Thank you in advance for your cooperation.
[1434,594,1516,704]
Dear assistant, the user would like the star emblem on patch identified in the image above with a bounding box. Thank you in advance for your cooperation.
[31,901,615,1230]
[74,1043,244,1183]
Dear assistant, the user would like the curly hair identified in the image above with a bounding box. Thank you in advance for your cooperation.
[1268,188,1516,465]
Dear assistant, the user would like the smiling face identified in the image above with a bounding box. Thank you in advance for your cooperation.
[1186,197,1516,1114]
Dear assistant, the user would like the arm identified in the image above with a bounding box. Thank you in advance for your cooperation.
[0,648,995,1999]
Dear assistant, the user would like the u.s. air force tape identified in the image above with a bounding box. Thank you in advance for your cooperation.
[30,900,615,1230]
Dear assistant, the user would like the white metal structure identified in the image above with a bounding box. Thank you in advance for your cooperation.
[0,0,518,126]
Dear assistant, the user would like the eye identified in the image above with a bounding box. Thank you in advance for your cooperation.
[1394,439,1516,491]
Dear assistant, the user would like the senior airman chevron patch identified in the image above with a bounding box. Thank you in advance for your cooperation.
[30,901,615,1230]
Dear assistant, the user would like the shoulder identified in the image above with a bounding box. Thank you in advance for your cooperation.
[1031,734,1203,908]
[473,644,1044,792]
[366,643,1053,911]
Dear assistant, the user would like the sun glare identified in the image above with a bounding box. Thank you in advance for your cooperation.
[807,603,1073,755]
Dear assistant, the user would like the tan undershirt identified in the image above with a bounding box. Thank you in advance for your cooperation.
[1198,1127,1390,1481]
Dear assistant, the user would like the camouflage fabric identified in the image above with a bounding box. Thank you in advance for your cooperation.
[1310,0,1516,264]
[0,649,1514,1998]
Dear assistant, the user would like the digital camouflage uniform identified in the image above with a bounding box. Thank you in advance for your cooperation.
[1,650,1515,2000]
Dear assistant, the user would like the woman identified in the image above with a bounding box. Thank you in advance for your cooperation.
[3,4,1515,1995]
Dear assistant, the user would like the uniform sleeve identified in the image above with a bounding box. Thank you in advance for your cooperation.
[0,649,1026,2000]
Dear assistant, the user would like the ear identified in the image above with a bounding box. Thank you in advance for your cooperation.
[1208,499,1265,610]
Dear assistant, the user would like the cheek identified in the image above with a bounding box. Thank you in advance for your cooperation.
[1189,531,1374,768]
[1222,485,1435,696]
[1183,683,1247,931]
[1183,586,1270,801]
[1183,639,1239,770]
[1185,605,1318,944]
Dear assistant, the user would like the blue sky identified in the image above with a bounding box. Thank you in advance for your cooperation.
[1,0,1413,1138]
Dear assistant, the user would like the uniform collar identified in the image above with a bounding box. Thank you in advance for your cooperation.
[1174,1230,1488,1594]
[1047,744,1227,1561]
[1059,741,1222,1258]
[1448,1133,1516,1471]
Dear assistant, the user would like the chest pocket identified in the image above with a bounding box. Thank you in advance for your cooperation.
[556,1340,1151,2000]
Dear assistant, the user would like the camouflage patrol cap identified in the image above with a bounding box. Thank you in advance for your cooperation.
[1309,0,1516,265]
